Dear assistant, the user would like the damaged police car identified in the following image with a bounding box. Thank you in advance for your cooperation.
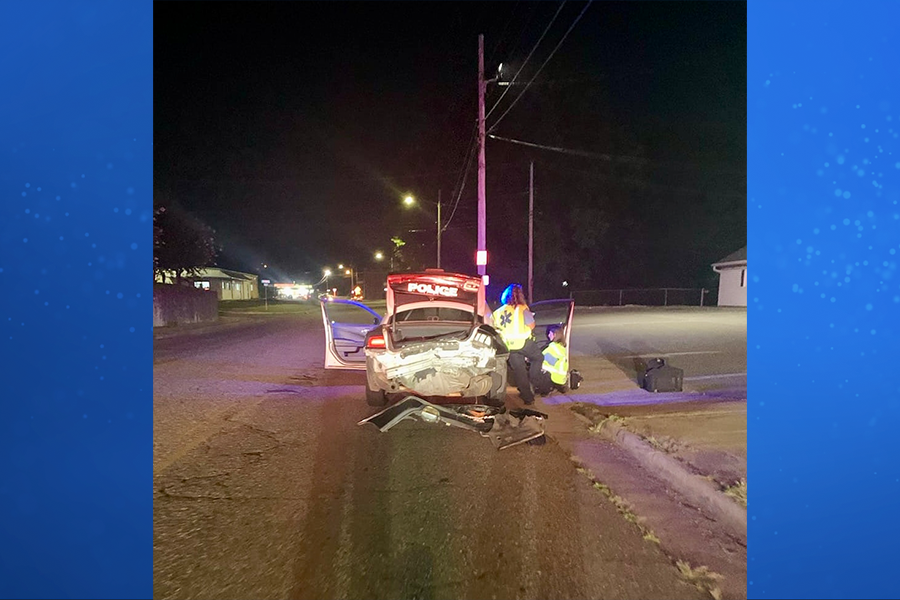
[320,270,508,406]
[321,270,575,449]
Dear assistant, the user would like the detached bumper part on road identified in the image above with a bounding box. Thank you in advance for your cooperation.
[359,396,546,450]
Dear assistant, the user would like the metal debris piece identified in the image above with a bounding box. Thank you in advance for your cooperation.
[359,395,546,450]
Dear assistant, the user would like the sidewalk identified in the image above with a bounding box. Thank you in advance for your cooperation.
[527,358,747,600]
[565,396,746,493]
[540,352,746,496]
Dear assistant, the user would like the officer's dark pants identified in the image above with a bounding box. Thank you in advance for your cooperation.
[507,339,544,404]
[534,371,567,396]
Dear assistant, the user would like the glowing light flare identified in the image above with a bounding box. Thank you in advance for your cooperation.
[476,250,488,266]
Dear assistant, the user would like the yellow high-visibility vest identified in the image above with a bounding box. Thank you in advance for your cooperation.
[542,341,568,384]
[494,305,531,350]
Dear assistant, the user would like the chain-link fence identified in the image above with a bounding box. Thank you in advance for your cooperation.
[572,288,715,307]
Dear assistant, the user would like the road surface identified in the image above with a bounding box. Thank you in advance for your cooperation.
[153,307,741,599]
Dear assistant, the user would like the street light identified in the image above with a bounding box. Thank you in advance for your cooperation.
[337,265,355,290]
[402,193,443,269]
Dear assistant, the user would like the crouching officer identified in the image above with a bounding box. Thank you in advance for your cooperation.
[535,325,569,395]
[493,284,544,405]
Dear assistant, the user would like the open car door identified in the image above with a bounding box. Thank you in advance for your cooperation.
[531,299,575,365]
[320,298,383,370]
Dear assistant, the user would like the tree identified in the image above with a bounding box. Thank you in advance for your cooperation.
[390,236,408,271]
[153,195,218,284]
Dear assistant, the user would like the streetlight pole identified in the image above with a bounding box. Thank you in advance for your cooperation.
[437,190,442,269]
[477,35,499,280]
[477,34,486,278]
[528,161,534,304]
[404,193,442,270]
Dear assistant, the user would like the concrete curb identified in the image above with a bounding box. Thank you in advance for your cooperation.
[572,411,747,542]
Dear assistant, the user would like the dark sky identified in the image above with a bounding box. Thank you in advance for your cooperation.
[154,1,746,295]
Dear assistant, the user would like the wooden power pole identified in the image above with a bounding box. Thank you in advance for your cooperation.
[528,161,534,304]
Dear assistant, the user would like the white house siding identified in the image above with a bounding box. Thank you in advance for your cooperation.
[717,265,747,307]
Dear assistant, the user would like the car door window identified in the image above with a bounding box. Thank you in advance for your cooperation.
[321,299,382,369]
[530,299,575,351]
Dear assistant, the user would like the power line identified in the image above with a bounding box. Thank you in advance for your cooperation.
[164,161,525,188]
[488,133,746,174]
[488,0,594,134]
[538,162,748,197]
[485,1,567,121]
[442,127,479,232]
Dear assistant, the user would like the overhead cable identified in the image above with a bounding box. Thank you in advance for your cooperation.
[488,0,593,133]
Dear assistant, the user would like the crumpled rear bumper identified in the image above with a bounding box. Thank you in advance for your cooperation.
[367,330,508,398]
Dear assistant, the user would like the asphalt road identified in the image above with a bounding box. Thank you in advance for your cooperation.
[153,311,712,600]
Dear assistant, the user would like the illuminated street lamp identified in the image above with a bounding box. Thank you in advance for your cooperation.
[338,265,355,289]
[402,193,442,269]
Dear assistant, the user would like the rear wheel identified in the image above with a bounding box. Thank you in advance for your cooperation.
[365,357,389,407]
[365,384,388,407]
[485,371,507,407]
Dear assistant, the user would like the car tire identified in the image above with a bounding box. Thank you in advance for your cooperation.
[485,371,507,407]
[365,382,388,407]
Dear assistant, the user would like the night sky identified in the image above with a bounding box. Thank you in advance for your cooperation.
[154,1,746,298]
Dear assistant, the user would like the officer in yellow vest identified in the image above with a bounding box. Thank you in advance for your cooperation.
[493,283,544,405]
[535,325,569,395]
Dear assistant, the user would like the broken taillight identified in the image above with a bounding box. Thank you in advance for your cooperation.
[366,334,386,349]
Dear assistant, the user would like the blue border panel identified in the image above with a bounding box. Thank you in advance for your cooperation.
[0,2,152,598]
[749,1,899,598]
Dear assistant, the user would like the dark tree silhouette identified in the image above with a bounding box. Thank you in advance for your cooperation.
[153,194,218,284]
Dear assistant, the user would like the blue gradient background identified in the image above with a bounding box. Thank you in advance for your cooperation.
[748,1,899,598]
[1,1,898,598]
[0,1,152,598]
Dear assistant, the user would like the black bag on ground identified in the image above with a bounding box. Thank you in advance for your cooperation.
[568,370,583,390]
[640,357,683,393]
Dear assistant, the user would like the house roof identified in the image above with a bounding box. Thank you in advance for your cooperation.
[188,267,258,281]
[712,246,747,267]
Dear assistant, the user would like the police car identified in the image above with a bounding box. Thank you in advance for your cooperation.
[320,269,574,407]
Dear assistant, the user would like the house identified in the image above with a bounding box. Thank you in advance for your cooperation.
[711,247,747,307]
[155,267,260,300]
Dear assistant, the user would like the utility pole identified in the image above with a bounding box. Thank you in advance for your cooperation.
[528,161,534,304]
[437,189,442,269]
[477,34,486,278]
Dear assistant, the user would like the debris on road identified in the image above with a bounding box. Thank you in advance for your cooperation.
[359,395,547,450]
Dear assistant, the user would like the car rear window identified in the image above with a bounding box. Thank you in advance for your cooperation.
[395,307,473,322]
